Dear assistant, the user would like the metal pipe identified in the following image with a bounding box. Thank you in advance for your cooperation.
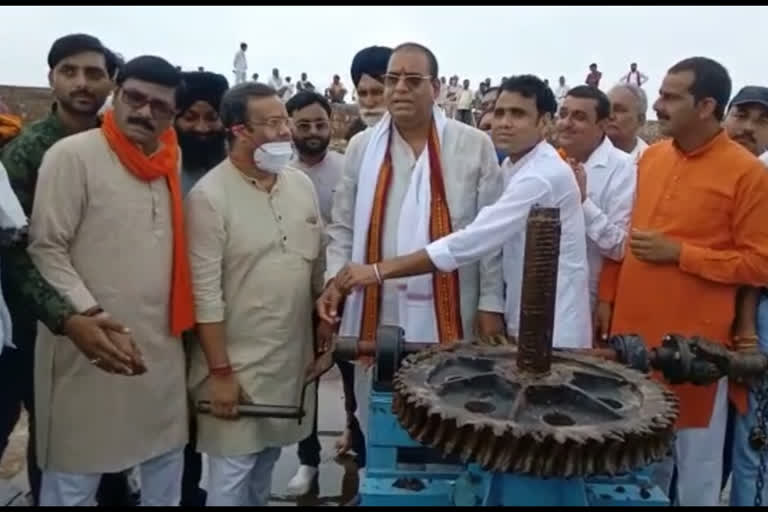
[516,206,561,375]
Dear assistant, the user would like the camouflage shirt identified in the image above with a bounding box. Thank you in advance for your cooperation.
[0,110,76,335]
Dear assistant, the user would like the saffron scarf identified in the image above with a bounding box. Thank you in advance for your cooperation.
[100,110,195,336]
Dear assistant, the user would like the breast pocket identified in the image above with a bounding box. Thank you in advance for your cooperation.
[285,219,322,261]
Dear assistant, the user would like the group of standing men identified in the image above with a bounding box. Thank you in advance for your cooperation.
[1,31,768,509]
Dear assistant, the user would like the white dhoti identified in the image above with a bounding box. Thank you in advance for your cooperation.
[205,447,281,506]
[40,448,184,507]
[651,377,728,506]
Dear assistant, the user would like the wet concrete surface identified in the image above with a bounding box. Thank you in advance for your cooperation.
[0,366,358,506]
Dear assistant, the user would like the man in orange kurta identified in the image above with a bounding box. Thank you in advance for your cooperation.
[598,58,768,506]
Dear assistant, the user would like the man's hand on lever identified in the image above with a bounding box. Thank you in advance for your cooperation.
[63,311,145,376]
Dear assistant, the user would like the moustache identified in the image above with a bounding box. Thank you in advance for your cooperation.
[127,117,155,132]
[655,111,670,121]
[70,91,95,102]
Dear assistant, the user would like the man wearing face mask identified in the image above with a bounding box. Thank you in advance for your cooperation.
[175,71,229,195]
[185,82,321,506]
[26,55,192,506]
[173,70,229,506]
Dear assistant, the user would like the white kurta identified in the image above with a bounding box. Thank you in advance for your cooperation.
[185,160,321,457]
[27,129,188,473]
[426,141,591,348]
[582,137,637,310]
[326,118,505,338]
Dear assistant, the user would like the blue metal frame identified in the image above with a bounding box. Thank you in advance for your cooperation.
[361,390,670,506]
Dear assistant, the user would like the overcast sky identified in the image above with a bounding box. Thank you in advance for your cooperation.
[2,5,767,119]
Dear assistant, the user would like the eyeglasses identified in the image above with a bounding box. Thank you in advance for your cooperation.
[383,73,433,90]
[250,117,292,130]
[120,88,175,120]
[294,120,329,134]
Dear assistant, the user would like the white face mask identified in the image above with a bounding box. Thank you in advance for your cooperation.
[253,141,294,174]
[359,108,387,127]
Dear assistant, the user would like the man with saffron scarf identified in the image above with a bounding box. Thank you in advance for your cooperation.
[316,43,505,472]
[26,55,193,506]
[0,98,22,148]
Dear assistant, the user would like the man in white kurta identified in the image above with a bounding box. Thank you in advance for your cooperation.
[318,44,505,457]
[557,85,637,310]
[233,43,248,85]
[26,57,190,506]
[332,75,591,349]
[185,83,320,506]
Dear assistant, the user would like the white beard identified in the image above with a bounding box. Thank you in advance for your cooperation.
[359,108,386,127]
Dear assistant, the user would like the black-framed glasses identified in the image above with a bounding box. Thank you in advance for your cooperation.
[383,73,433,90]
[120,88,176,120]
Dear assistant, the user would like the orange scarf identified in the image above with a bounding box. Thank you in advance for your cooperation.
[0,114,22,145]
[100,110,195,336]
[360,121,463,359]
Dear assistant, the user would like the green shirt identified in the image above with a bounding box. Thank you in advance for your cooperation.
[0,111,76,335]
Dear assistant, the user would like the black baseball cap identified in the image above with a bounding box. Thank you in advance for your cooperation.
[730,86,768,110]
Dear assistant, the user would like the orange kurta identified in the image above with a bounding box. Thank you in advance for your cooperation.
[598,131,768,428]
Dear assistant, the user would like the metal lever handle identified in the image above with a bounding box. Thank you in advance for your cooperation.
[196,400,305,420]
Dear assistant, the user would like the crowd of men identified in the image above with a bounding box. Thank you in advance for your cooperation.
[1,32,768,508]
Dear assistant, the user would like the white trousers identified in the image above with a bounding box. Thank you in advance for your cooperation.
[234,71,247,85]
[652,377,729,506]
[206,447,281,506]
[39,447,184,506]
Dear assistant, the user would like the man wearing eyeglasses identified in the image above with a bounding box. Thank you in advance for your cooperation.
[0,34,150,506]
[316,42,505,475]
[185,82,322,506]
[25,55,191,506]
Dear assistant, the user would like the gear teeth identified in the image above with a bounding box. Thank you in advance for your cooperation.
[392,342,679,478]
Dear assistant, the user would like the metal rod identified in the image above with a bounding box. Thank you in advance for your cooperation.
[516,206,561,375]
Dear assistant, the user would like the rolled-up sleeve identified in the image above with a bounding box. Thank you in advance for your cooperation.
[185,187,226,323]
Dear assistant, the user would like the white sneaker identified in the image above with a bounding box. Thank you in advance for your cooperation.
[286,465,319,496]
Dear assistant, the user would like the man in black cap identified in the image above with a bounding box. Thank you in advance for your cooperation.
[175,71,229,195]
[0,33,130,506]
[351,45,392,129]
[721,85,768,506]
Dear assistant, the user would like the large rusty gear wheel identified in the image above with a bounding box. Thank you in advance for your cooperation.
[392,342,679,478]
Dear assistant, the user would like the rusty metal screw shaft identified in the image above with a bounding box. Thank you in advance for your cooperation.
[516,206,561,375]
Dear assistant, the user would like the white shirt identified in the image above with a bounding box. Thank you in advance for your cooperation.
[281,83,295,102]
[621,70,648,86]
[233,50,247,72]
[457,89,474,110]
[269,76,283,90]
[628,137,649,163]
[760,151,768,166]
[582,137,637,309]
[426,141,591,348]
[289,150,344,224]
[556,84,570,104]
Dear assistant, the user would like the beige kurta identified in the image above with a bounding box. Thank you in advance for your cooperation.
[185,160,320,457]
[26,129,188,473]
[326,119,506,335]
